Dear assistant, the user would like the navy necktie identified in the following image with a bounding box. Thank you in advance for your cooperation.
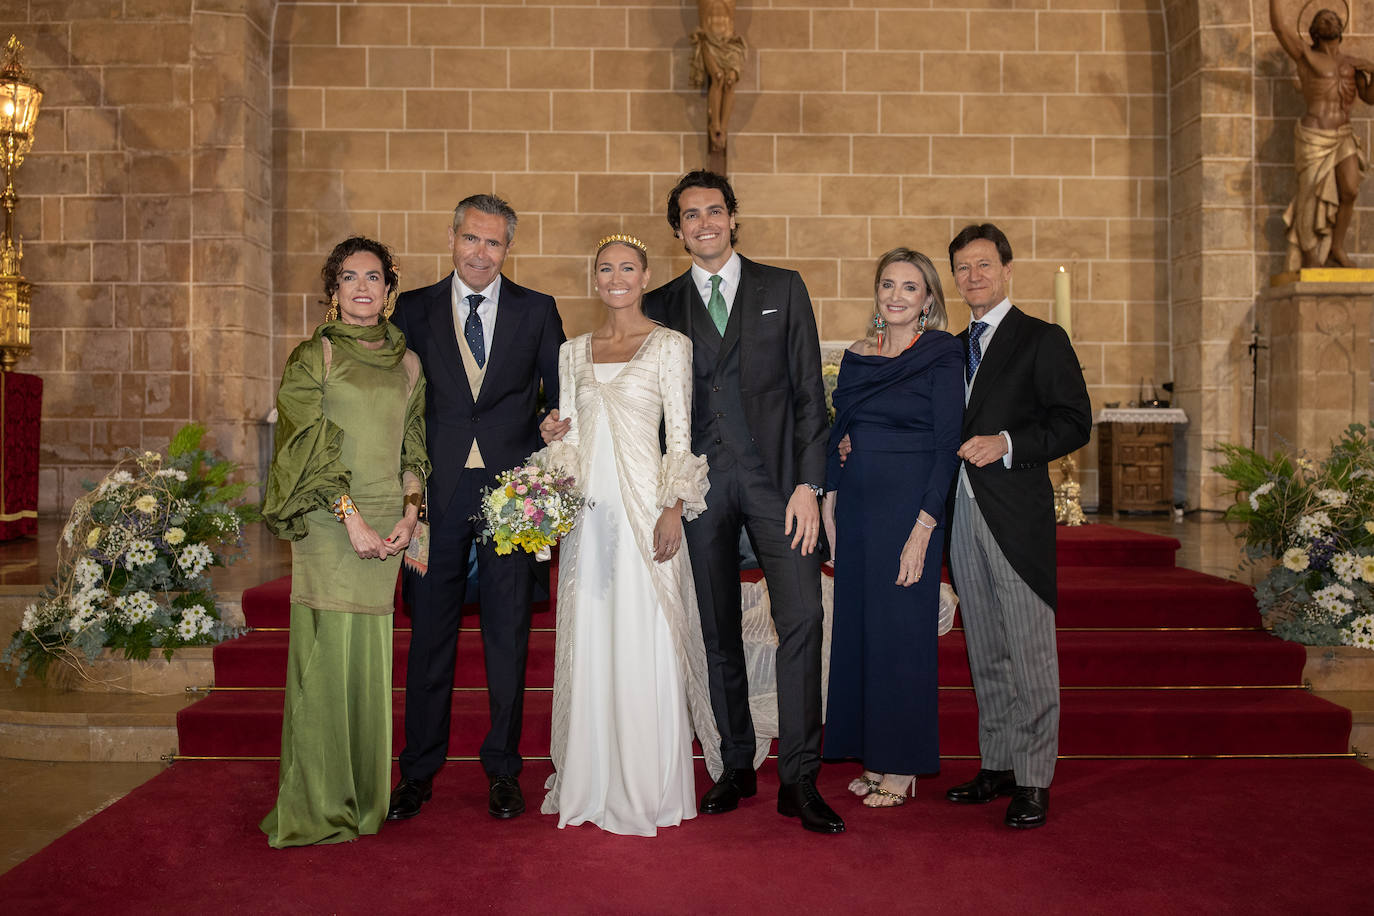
[967,320,989,382]
[464,293,486,369]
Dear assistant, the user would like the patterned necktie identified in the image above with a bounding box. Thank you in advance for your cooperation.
[706,275,728,336]
[464,293,486,369]
[967,320,989,382]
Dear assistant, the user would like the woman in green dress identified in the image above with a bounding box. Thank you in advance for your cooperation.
[260,236,430,847]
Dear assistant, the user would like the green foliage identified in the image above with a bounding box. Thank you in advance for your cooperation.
[3,423,257,684]
[1211,424,1374,649]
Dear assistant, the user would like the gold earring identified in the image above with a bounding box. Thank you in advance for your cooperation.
[382,290,397,321]
[325,296,339,322]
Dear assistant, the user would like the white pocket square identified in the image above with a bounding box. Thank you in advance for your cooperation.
[761,308,778,316]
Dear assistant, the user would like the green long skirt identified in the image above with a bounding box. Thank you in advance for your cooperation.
[260,603,393,848]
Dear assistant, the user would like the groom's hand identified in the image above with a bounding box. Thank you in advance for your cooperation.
[540,409,571,444]
[784,485,821,556]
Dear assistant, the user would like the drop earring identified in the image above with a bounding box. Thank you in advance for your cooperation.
[871,312,886,349]
[325,296,339,322]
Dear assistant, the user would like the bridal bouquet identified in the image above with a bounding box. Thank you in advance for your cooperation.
[1213,423,1374,648]
[479,457,586,560]
[3,424,260,684]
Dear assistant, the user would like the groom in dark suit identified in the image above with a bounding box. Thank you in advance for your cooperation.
[387,194,564,821]
[642,170,843,834]
[941,223,1091,829]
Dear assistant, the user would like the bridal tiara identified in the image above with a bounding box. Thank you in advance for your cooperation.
[596,233,648,255]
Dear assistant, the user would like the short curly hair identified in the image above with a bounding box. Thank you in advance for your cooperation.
[321,236,399,301]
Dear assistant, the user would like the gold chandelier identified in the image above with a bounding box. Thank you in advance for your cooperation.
[0,36,42,372]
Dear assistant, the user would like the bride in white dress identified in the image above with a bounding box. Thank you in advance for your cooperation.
[538,234,721,836]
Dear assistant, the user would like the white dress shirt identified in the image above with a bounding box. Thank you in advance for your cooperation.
[960,297,1015,498]
[689,252,742,316]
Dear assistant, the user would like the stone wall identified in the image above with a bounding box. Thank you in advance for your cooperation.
[9,0,1326,515]
[3,0,272,513]
[271,0,1173,508]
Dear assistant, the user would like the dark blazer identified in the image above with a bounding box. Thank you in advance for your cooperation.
[391,274,564,511]
[644,255,828,494]
[955,305,1091,609]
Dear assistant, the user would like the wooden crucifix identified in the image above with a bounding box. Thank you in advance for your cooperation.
[690,0,748,174]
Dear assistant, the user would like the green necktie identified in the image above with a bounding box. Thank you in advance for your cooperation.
[707,274,728,336]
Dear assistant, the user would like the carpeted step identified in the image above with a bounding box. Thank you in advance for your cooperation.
[212,629,1301,691]
[1051,566,1258,627]
[175,684,1352,759]
[239,573,554,629]
[1054,524,1179,567]
[176,689,554,759]
[211,630,559,688]
[937,629,1307,688]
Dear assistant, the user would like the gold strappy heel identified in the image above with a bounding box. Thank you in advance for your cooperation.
[864,776,916,808]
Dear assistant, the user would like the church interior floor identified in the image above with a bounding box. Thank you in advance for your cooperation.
[0,511,1367,877]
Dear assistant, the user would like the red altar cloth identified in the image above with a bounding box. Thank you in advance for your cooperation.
[1,371,41,540]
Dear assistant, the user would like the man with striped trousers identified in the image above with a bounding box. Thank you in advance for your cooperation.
[943,224,1091,829]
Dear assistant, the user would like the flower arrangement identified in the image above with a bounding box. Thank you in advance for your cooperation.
[479,457,586,559]
[1213,423,1374,648]
[2,424,261,683]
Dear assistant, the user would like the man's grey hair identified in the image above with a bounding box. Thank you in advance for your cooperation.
[452,194,518,245]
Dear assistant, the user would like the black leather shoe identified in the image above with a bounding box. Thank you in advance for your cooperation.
[1004,786,1049,829]
[778,776,845,834]
[488,775,525,819]
[699,767,757,815]
[945,768,1016,805]
[386,777,432,821]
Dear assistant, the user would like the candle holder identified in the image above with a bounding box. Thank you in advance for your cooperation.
[1054,453,1086,526]
[0,36,43,372]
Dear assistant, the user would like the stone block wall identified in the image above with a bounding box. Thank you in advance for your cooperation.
[3,0,273,513]
[272,1,1173,508]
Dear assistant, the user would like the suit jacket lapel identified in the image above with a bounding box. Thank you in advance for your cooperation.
[480,275,525,406]
[679,273,720,362]
[966,305,1026,420]
[426,281,474,402]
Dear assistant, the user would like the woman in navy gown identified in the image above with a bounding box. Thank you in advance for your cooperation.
[821,247,963,808]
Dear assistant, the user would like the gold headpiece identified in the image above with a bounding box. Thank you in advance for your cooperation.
[596,233,648,255]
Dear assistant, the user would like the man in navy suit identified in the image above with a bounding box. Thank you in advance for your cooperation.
[642,170,843,834]
[387,194,564,821]
[941,223,1091,829]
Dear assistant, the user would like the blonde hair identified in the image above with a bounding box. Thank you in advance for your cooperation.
[865,247,948,348]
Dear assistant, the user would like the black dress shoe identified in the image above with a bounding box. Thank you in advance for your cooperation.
[386,777,432,821]
[699,767,758,815]
[1004,786,1049,829]
[945,768,1016,805]
[488,775,525,819]
[778,776,845,834]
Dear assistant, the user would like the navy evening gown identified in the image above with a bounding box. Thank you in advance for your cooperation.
[823,330,963,775]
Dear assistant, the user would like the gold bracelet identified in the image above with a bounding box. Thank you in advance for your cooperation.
[332,494,357,522]
[403,492,423,510]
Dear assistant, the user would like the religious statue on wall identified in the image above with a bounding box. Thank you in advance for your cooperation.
[1271,0,1374,268]
[690,0,748,158]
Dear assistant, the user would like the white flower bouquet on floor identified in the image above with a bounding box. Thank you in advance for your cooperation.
[478,456,587,561]
[2,424,260,683]
[1214,423,1374,648]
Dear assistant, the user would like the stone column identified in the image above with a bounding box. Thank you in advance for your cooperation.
[1261,276,1374,453]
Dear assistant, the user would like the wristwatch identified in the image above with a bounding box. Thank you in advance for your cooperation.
[804,484,824,497]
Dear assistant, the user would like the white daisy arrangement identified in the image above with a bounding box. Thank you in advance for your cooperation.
[1214,424,1374,648]
[3,424,260,684]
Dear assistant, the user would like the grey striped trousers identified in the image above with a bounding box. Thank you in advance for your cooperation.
[951,491,1060,788]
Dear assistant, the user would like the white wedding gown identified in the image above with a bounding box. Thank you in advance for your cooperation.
[539,327,721,836]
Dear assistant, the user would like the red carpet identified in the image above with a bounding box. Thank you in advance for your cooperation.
[4,758,1372,913]
[5,524,1371,911]
[180,524,1351,761]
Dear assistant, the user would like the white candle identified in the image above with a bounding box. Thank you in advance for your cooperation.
[1053,265,1071,340]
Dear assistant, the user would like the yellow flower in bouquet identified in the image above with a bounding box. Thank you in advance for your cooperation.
[480,458,587,558]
